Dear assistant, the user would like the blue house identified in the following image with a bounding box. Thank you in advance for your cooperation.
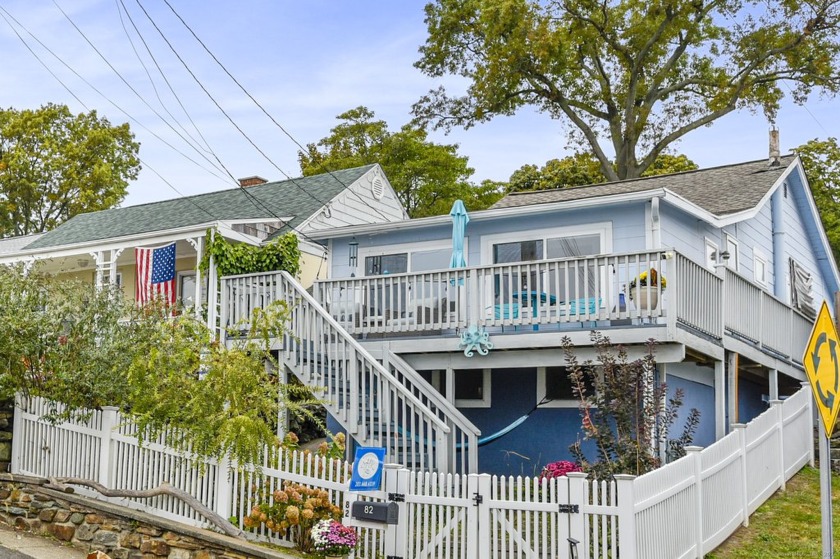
[252,154,833,476]
[6,156,828,476]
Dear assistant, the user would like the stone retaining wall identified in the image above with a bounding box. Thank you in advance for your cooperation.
[0,482,295,559]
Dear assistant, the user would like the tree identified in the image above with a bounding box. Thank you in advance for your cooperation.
[0,265,321,467]
[795,138,840,261]
[564,333,699,479]
[414,0,840,181]
[508,152,698,192]
[299,106,504,217]
[0,104,140,238]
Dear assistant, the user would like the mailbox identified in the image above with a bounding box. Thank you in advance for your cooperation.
[350,501,399,525]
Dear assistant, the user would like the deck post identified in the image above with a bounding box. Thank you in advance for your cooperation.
[714,360,726,439]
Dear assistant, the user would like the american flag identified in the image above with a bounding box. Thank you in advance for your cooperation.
[135,243,177,305]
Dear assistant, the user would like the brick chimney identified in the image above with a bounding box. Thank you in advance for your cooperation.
[769,128,781,167]
[238,176,268,188]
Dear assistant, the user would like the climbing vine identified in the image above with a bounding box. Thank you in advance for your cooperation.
[200,228,302,277]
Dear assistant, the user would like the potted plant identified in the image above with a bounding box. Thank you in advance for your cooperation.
[629,268,666,310]
[311,519,358,558]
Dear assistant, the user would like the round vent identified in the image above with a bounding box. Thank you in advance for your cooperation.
[371,177,385,200]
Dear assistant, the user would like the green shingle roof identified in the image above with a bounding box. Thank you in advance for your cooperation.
[25,165,374,250]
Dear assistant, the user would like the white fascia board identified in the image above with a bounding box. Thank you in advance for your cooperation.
[0,221,228,264]
[298,238,328,257]
[660,160,797,228]
[222,217,294,226]
[305,189,667,240]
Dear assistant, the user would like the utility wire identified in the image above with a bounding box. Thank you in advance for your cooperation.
[129,0,335,249]
[114,0,213,157]
[0,5,231,185]
[0,5,324,251]
[160,0,394,223]
[114,0,232,176]
[130,0,329,208]
[51,0,235,183]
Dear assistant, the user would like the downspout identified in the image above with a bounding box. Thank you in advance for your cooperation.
[650,196,661,250]
[771,188,787,301]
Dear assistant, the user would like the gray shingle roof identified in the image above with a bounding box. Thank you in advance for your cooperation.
[24,165,374,250]
[0,234,44,254]
[492,156,796,215]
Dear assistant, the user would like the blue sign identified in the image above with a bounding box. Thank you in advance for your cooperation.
[349,447,386,491]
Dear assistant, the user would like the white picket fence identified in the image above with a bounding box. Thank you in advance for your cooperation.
[12,385,813,558]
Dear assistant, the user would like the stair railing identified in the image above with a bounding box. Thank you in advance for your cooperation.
[380,350,481,473]
[221,271,452,473]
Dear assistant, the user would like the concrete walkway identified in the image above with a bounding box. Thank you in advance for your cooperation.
[0,525,88,559]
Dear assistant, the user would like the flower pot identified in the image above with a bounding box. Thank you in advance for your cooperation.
[326,556,345,559]
[629,287,659,311]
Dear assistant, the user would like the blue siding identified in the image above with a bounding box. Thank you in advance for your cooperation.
[460,367,594,476]
[659,207,708,264]
[738,375,769,424]
[786,169,834,301]
[737,203,774,286]
[666,369,716,448]
[328,202,650,279]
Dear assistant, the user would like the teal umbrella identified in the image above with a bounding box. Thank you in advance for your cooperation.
[449,200,469,268]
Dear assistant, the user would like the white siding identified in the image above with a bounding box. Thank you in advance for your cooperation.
[302,166,406,232]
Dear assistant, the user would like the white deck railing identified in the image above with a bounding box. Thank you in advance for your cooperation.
[13,386,814,558]
[313,250,672,335]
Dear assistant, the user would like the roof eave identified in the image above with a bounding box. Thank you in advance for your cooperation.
[306,188,668,240]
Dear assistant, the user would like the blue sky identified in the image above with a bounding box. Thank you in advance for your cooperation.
[0,0,837,208]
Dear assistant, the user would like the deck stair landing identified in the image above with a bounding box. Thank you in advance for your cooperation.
[220,271,479,474]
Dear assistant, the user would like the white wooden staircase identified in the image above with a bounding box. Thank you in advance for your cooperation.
[220,271,480,474]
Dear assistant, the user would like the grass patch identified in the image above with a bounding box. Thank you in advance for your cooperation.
[708,466,840,558]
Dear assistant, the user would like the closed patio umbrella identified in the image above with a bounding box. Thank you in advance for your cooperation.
[449,200,469,268]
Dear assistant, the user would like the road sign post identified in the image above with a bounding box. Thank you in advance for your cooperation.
[804,301,839,559]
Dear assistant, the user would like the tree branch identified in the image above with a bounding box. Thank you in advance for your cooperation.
[48,477,243,538]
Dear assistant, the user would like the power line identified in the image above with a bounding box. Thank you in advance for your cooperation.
[128,0,340,248]
[51,0,235,183]
[114,0,235,179]
[0,5,231,185]
[0,5,325,252]
[160,0,394,223]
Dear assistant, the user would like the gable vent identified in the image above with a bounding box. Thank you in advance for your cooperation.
[371,177,385,200]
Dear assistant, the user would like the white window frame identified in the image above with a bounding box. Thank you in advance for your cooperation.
[725,234,739,271]
[357,239,464,277]
[453,368,491,408]
[177,271,208,307]
[704,238,719,270]
[754,248,769,286]
[480,222,612,265]
[537,367,579,408]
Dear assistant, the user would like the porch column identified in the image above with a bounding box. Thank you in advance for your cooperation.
[768,368,779,402]
[714,360,726,440]
[186,236,203,319]
[207,229,218,337]
[108,248,124,289]
[90,251,105,290]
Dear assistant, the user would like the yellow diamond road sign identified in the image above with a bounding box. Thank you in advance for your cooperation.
[804,301,840,437]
